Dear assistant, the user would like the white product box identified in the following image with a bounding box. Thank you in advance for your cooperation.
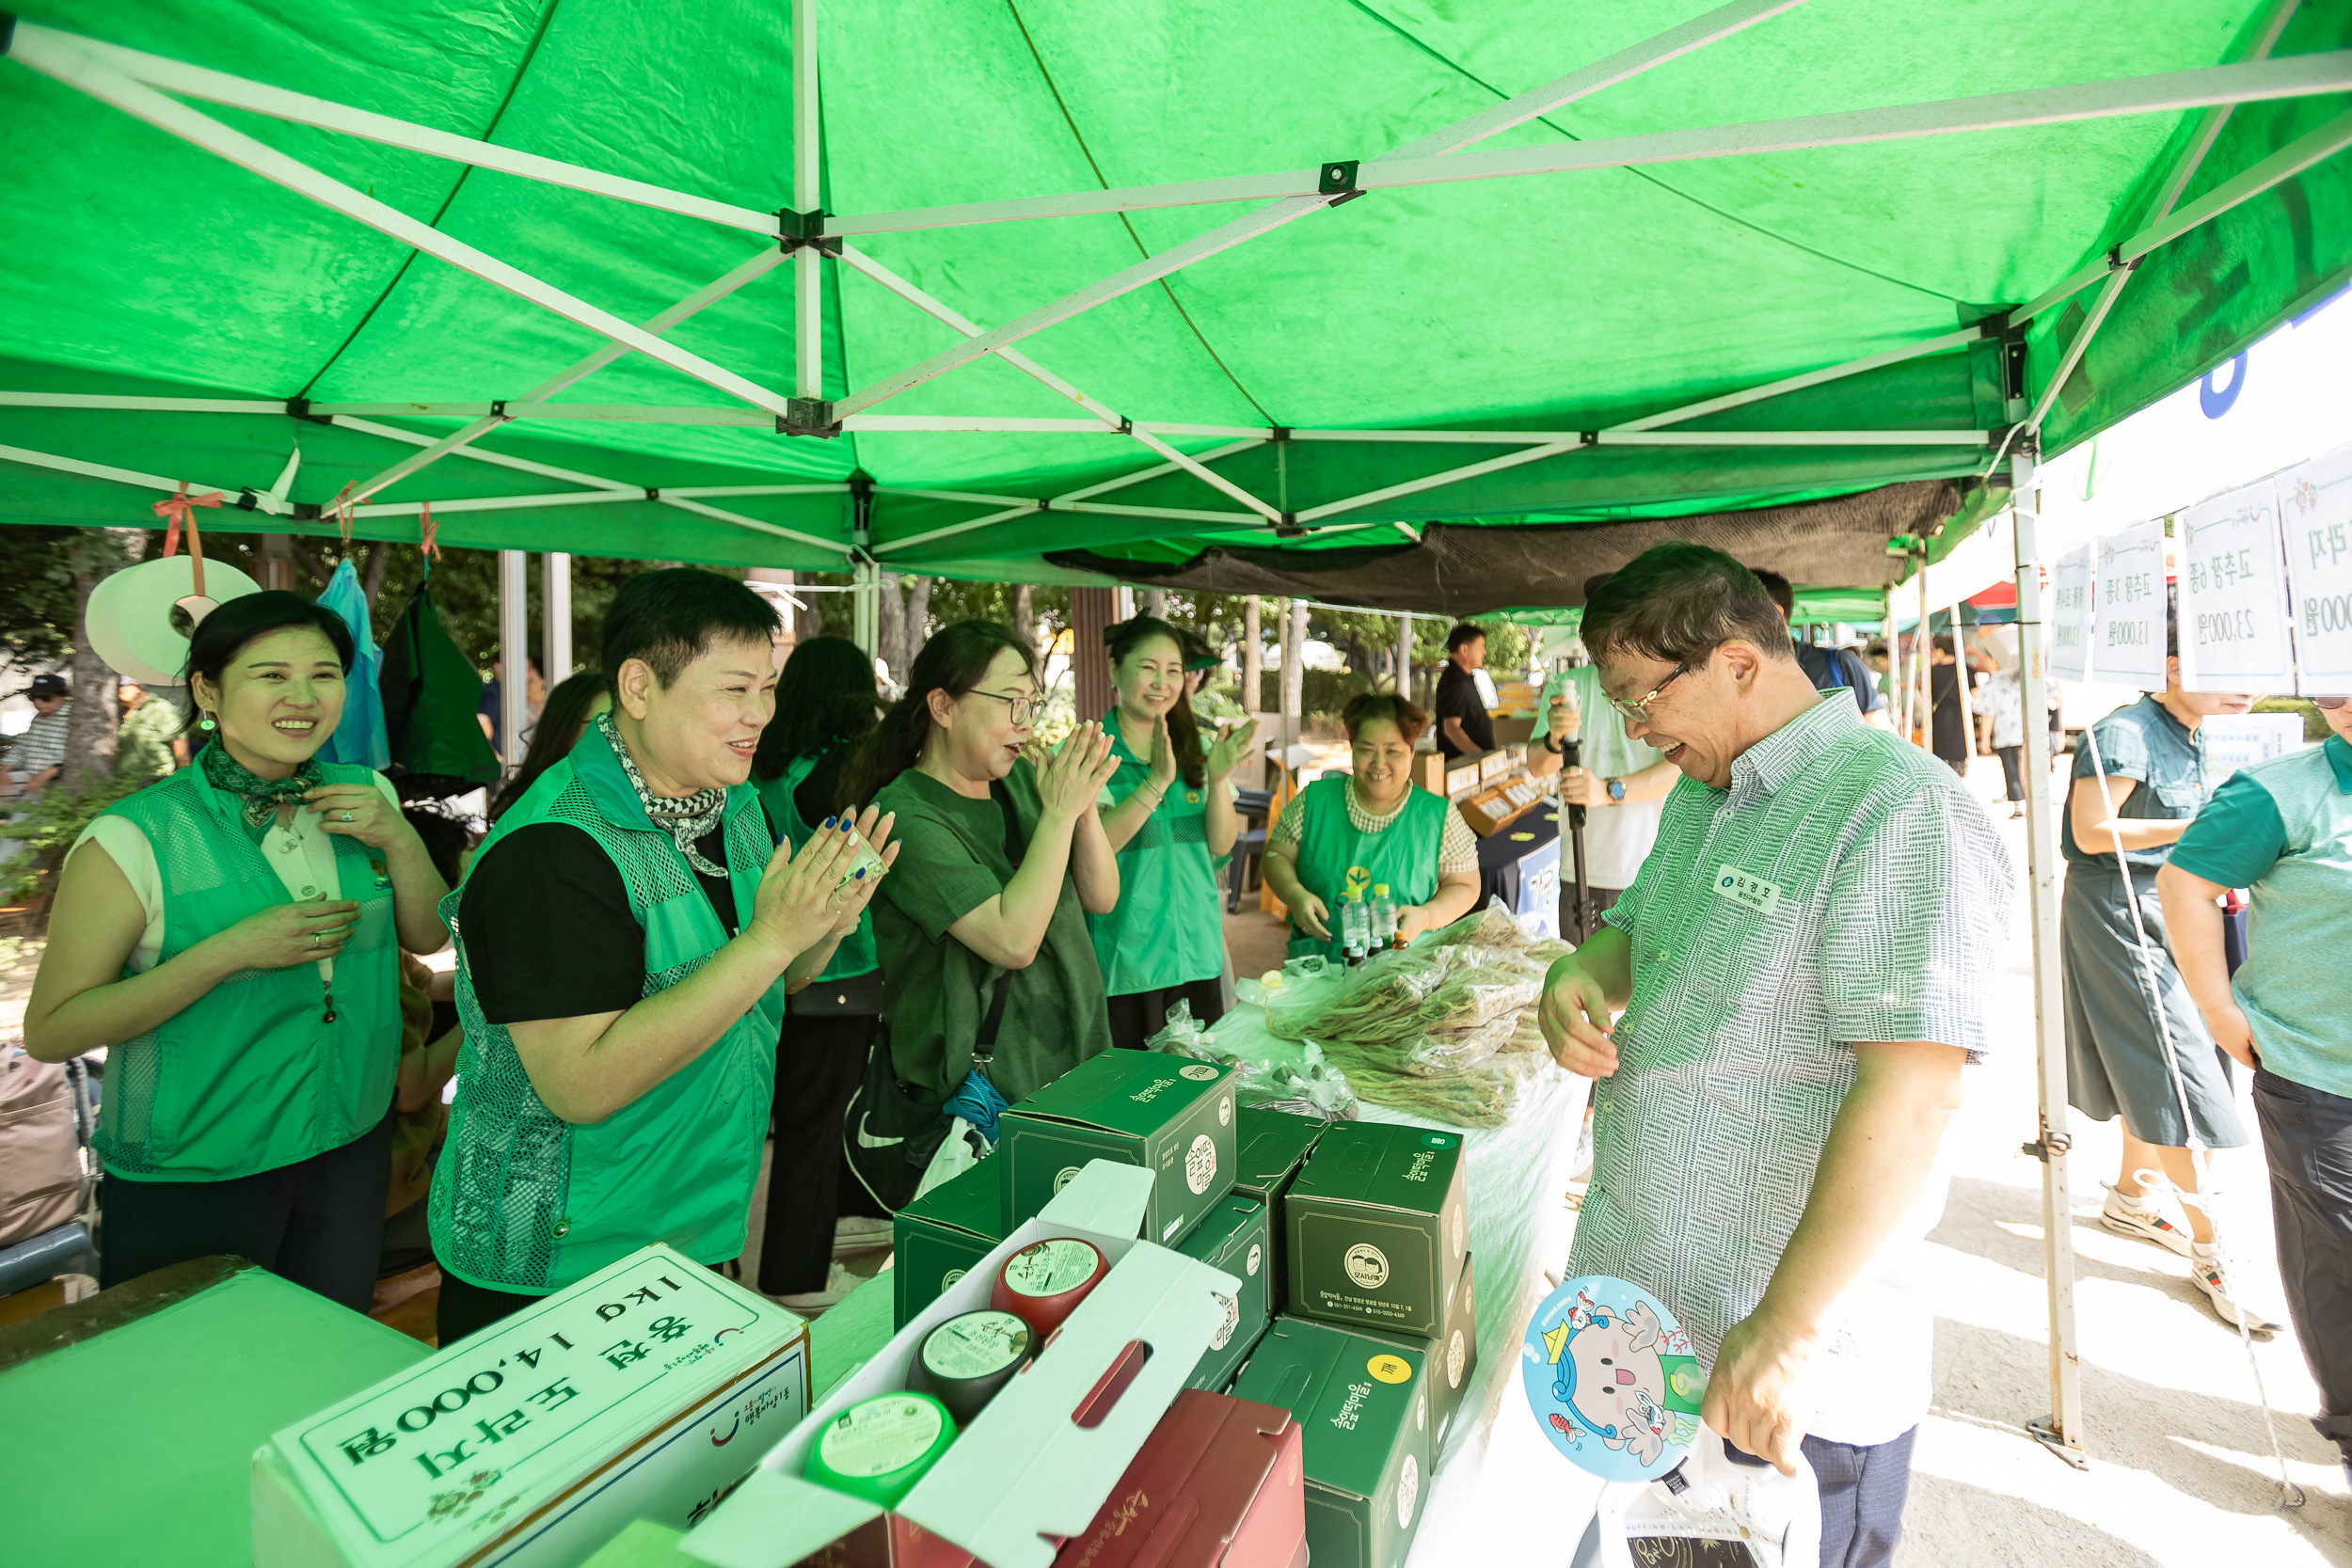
[681,1161,1240,1568]
[252,1246,809,1568]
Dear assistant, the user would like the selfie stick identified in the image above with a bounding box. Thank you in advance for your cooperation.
[1562,734,1592,942]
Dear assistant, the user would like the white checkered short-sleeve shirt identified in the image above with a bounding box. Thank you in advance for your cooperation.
[1567,692,2012,1445]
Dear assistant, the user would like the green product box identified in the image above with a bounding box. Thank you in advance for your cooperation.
[1177,1194,1273,1393]
[1362,1251,1477,1451]
[1285,1120,1468,1338]
[998,1050,1238,1245]
[1232,1106,1327,1304]
[1232,1317,1433,1568]
[892,1157,1004,1328]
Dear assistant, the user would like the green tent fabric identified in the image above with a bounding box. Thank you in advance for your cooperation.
[1,1,2347,607]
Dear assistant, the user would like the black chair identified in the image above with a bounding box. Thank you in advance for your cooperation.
[1227,786,1274,911]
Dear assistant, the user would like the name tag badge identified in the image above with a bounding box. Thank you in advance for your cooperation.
[1713,864,1781,917]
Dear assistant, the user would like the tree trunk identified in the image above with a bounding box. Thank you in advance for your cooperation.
[1011,582,1036,653]
[875,572,905,684]
[1136,588,1168,620]
[1241,596,1263,713]
[361,540,391,607]
[60,529,144,787]
[901,575,932,673]
[1279,598,1305,752]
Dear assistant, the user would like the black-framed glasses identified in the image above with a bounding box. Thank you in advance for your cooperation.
[1604,660,1696,724]
[968,688,1041,727]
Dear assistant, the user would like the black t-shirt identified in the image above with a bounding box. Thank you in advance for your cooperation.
[1793,641,1885,714]
[1433,662,1494,759]
[458,809,768,1025]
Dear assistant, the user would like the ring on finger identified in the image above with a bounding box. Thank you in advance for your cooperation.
[341,810,356,823]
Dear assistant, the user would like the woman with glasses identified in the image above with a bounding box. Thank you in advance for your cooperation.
[1089,616,1259,1050]
[847,621,1122,1133]
[1263,692,1480,963]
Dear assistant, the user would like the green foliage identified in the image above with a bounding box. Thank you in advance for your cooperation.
[0,769,139,900]
[0,526,85,661]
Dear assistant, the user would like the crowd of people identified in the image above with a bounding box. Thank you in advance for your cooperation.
[10,543,2346,1555]
[3,670,195,799]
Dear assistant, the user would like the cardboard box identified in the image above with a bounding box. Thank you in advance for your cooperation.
[999,1051,1239,1246]
[1230,1319,1432,1568]
[253,1245,809,1568]
[893,1158,1006,1328]
[1284,1121,1467,1339]
[681,1163,1241,1568]
[1361,1253,1475,1451]
[1178,1196,1273,1393]
[1054,1389,1305,1568]
[1232,1108,1323,1312]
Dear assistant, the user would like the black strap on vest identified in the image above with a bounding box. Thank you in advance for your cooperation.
[971,781,1028,1068]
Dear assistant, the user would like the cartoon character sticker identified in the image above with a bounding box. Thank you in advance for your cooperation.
[1520,1275,1703,1481]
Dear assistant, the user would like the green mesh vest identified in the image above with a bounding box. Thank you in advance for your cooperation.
[428,725,786,1294]
[1287,776,1447,963]
[754,750,877,982]
[94,762,399,1181]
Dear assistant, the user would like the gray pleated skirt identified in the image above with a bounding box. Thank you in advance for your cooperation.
[2060,862,2247,1148]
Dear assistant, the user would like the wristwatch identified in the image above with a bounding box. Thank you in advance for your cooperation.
[1606,776,1628,803]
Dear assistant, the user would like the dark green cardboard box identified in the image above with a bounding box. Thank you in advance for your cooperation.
[1177,1194,1272,1392]
[1231,1317,1432,1568]
[1232,1107,1325,1303]
[891,1158,1004,1328]
[1362,1251,1476,1451]
[1285,1120,1468,1338]
[998,1051,1238,1245]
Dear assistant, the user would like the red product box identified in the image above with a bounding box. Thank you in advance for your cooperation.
[1056,1391,1306,1568]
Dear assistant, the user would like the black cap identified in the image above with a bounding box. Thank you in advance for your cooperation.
[18,673,68,698]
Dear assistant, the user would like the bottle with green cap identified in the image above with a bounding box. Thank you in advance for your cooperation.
[1370,884,1399,949]
[805,1391,959,1507]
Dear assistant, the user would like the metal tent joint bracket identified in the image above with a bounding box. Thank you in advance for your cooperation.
[1318,160,1364,206]
[1276,511,1305,537]
[292,501,323,522]
[1117,416,1133,434]
[283,397,330,425]
[1267,425,1292,443]
[777,208,840,256]
[2019,1131,2074,1162]
[779,397,842,437]
[1034,497,1052,512]
[1580,431,1599,447]
[490,399,510,419]
[644,487,660,501]
[235,487,259,511]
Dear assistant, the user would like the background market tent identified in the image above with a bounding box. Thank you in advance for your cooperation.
[0,0,2347,612]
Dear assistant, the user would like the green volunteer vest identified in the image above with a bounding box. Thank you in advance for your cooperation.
[93,762,399,1181]
[1087,717,1226,996]
[428,723,787,1293]
[2231,735,2352,1099]
[1287,776,1448,962]
[754,750,878,982]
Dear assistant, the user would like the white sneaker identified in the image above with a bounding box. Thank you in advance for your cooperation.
[2100,1178,2196,1259]
[771,1261,862,1318]
[2188,1243,2280,1334]
[833,1215,895,1256]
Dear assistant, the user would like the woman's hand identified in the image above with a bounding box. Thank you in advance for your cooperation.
[828,806,898,937]
[1038,722,1120,822]
[2200,999,2261,1071]
[1147,714,1179,792]
[1291,890,1332,941]
[1394,904,1438,944]
[307,784,412,852]
[1204,716,1260,783]
[200,897,361,971]
[746,811,886,967]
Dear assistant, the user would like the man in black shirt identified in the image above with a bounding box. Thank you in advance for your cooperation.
[1434,623,1495,760]
[1750,570,1889,729]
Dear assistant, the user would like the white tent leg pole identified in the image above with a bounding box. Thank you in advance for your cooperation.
[792,0,823,401]
[499,549,530,771]
[1396,614,1413,696]
[852,556,879,660]
[543,553,573,680]
[1915,560,1932,747]
[2010,449,2089,1466]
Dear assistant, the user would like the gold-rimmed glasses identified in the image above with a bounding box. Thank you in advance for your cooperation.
[1602,660,1696,725]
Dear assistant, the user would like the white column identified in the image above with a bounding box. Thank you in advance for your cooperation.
[2010,450,2087,1464]
[498,548,530,769]
[541,551,572,679]
[852,556,879,658]
[1280,599,1307,756]
[1397,613,1414,695]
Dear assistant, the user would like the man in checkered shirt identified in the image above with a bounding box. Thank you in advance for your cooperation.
[8,672,72,792]
[1538,544,2010,1566]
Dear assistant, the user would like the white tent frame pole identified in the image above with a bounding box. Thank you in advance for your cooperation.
[327,416,636,494]
[498,549,530,770]
[1608,326,1986,432]
[543,552,573,679]
[1294,440,1583,524]
[350,490,636,518]
[819,52,2352,238]
[343,247,787,504]
[0,439,290,514]
[2009,449,2088,1465]
[10,32,800,421]
[792,0,823,401]
[1127,428,1283,522]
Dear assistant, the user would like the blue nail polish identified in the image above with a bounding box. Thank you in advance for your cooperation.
[854,868,866,879]
[820,816,836,829]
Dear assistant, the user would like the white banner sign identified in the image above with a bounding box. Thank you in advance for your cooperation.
[2094,521,2169,689]
[2280,440,2352,694]
[2049,546,2093,681]
[2201,713,2307,788]
[2176,479,2294,692]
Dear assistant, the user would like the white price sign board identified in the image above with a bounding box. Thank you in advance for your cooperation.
[2176,479,2294,691]
[2094,521,2169,689]
[2280,440,2352,694]
[2201,713,2306,789]
[2049,546,2093,680]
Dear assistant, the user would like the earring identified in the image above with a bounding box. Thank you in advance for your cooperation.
[199,713,216,731]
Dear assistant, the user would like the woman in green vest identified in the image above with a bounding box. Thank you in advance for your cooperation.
[1262,692,1481,964]
[849,621,1122,1137]
[1089,615,1258,1049]
[750,635,890,1308]
[24,593,453,1310]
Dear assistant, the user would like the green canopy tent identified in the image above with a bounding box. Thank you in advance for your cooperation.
[5,0,2349,1479]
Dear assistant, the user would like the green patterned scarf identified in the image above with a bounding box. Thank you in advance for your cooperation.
[199,739,326,831]
[596,712,730,878]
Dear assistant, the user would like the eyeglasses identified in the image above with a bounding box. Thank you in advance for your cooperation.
[1603,660,1697,724]
[2315,695,2348,711]
[968,688,1041,727]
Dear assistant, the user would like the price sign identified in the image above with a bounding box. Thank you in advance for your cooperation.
[2280,442,2352,694]
[2048,546,2094,681]
[2094,521,2169,689]
[2176,479,2293,692]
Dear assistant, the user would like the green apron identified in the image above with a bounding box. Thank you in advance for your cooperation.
[428,723,787,1293]
[94,762,399,1181]
[1286,776,1447,963]
[1086,717,1227,995]
[754,750,878,981]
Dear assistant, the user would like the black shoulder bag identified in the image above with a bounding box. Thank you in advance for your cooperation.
[842,781,1026,1214]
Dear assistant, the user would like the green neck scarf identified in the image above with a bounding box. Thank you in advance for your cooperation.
[199,739,326,831]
